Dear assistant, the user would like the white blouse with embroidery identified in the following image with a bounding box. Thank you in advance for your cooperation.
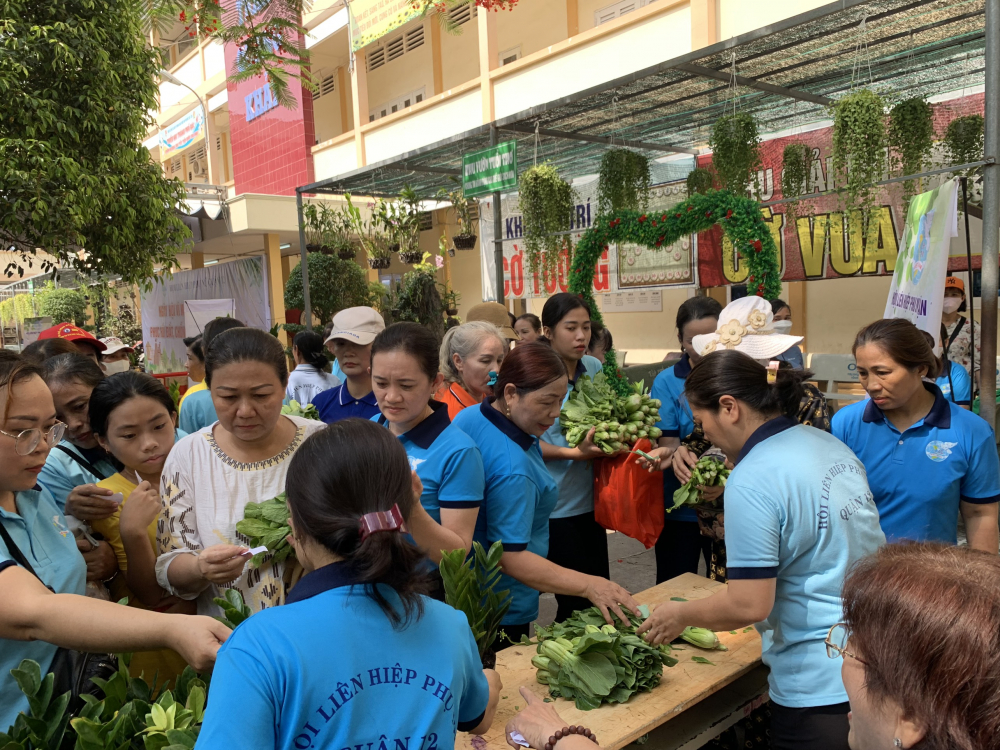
[154,415,325,617]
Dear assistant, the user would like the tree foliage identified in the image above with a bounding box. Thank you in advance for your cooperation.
[284,254,380,325]
[0,0,189,287]
[37,284,89,327]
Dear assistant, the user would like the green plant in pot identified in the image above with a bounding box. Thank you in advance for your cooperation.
[944,114,985,176]
[597,148,650,215]
[285,253,382,325]
[303,203,323,251]
[831,88,887,243]
[384,253,446,339]
[888,97,934,206]
[780,143,813,226]
[346,194,393,269]
[686,167,714,196]
[330,206,356,260]
[710,112,762,197]
[438,179,478,250]
[396,185,425,264]
[440,541,511,669]
[519,162,576,280]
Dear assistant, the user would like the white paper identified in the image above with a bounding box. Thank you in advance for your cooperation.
[247,546,269,556]
[509,731,529,748]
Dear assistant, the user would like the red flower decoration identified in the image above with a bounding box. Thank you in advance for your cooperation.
[639,215,647,222]
[687,206,693,212]
[705,211,712,218]
[675,213,681,218]
[752,240,762,252]
[757,284,766,295]
[655,241,662,247]
[749,275,755,283]
[725,210,733,219]
[661,214,667,222]
[651,220,657,227]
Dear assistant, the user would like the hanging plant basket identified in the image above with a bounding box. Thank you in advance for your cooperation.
[779,143,813,226]
[368,257,391,270]
[337,247,357,260]
[831,89,887,241]
[399,250,424,265]
[686,168,714,196]
[519,163,576,278]
[319,245,335,255]
[305,243,321,252]
[888,97,934,205]
[944,114,985,176]
[710,112,763,196]
[597,148,651,215]
[447,247,456,258]
[388,242,401,254]
[453,233,478,250]
[446,307,459,316]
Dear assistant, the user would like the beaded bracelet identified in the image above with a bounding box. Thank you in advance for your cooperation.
[544,726,598,750]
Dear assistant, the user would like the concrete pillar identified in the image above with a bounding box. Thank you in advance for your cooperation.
[351,50,369,166]
[566,0,579,36]
[690,0,719,50]
[264,233,288,344]
[478,9,498,122]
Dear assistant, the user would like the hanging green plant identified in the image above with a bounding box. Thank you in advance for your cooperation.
[944,114,985,176]
[685,168,714,196]
[597,148,651,215]
[779,143,812,227]
[888,97,934,205]
[831,88,887,242]
[518,163,576,279]
[709,112,762,197]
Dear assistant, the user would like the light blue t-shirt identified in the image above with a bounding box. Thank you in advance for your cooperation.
[832,383,1000,544]
[37,441,118,512]
[330,357,345,383]
[936,361,972,405]
[651,354,697,522]
[197,562,490,750]
[0,488,87,729]
[542,355,604,519]
[373,402,484,524]
[454,400,559,626]
[178,387,217,434]
[724,417,885,708]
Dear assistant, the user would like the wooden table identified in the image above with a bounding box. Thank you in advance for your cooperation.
[460,573,764,750]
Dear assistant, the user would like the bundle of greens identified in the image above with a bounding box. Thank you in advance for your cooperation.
[530,606,676,710]
[281,399,320,421]
[235,493,294,568]
[561,375,662,454]
[440,541,512,668]
[213,588,252,630]
[670,456,729,512]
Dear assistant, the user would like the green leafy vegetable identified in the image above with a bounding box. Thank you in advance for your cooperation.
[281,400,320,421]
[236,493,295,568]
[691,656,716,665]
[669,456,730,512]
[440,541,512,662]
[680,627,728,651]
[560,375,662,452]
[213,588,252,630]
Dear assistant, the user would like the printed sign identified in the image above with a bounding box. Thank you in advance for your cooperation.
[463,141,518,198]
[348,0,425,51]
[598,290,663,313]
[160,107,205,158]
[245,84,278,123]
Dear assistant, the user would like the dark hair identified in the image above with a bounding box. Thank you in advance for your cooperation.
[205,327,288,386]
[843,543,1000,750]
[292,331,329,371]
[42,353,105,390]
[515,313,542,333]
[495,341,568,397]
[770,298,790,315]
[919,331,945,378]
[588,324,613,354]
[686,350,808,418]
[852,319,938,377]
[89,371,176,437]
[676,296,723,335]
[0,351,44,421]
[183,335,204,363]
[285,419,431,626]
[201,317,245,355]
[22,338,78,363]
[508,311,517,327]
[371,322,439,381]
[541,293,591,332]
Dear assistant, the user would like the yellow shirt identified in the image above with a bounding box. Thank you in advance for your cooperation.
[178,379,207,411]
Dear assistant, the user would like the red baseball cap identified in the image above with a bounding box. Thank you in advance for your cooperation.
[38,323,107,352]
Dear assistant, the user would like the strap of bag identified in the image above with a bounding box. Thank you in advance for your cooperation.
[943,317,966,355]
[0,520,46,584]
[55,445,110,481]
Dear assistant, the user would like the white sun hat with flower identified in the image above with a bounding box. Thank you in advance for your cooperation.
[692,296,803,360]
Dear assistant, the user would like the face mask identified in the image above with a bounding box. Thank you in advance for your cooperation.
[103,359,130,374]
[942,297,962,314]
[772,320,793,334]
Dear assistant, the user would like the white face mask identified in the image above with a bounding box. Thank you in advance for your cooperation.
[942,297,962,314]
[772,320,793,334]
[103,359,130,374]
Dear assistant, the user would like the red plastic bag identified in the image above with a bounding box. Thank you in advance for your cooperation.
[593,438,664,549]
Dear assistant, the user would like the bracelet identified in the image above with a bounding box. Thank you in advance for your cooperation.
[544,726,598,750]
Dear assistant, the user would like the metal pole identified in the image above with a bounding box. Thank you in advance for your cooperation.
[296,191,313,331]
[981,0,1000,433]
[491,123,505,305]
[961,177,977,397]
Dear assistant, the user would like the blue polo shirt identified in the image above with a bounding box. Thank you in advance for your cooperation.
[0,488,87,729]
[542,355,604,519]
[197,562,490,750]
[936,361,972,405]
[831,383,1000,544]
[38,441,118,512]
[651,354,697,522]
[374,401,485,523]
[724,417,884,708]
[454,400,559,626]
[313,383,380,424]
[178,387,217,434]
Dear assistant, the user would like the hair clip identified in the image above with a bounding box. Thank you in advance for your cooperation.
[487,371,499,387]
[359,504,407,541]
[766,360,780,384]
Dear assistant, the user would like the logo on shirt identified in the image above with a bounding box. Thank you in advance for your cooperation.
[408,456,426,471]
[925,440,958,462]
[51,515,70,537]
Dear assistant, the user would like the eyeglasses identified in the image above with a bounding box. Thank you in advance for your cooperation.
[825,623,866,664]
[0,422,67,456]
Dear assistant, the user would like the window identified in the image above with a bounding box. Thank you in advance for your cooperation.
[170,157,182,175]
[367,47,386,71]
[369,87,426,123]
[366,23,425,72]
[313,73,336,100]
[447,2,477,26]
[499,46,521,66]
[594,0,653,25]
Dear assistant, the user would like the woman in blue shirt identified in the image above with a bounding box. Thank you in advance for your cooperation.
[537,293,613,622]
[454,343,638,644]
[638,350,884,750]
[370,322,484,562]
[648,296,721,583]
[197,419,501,750]
[832,319,1000,551]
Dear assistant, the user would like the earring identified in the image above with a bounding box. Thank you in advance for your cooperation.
[506,407,512,418]
[894,740,902,748]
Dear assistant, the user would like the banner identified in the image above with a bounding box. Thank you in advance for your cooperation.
[140,257,270,374]
[184,299,236,338]
[160,107,205,159]
[463,142,518,197]
[348,0,424,51]
[883,180,958,343]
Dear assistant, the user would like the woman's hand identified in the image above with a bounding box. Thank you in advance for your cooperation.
[635,445,672,473]
[78,539,117,582]
[65,484,119,521]
[635,601,686,646]
[119,481,162,538]
[165,614,231,671]
[584,577,640,626]
[575,428,607,460]
[196,545,249,586]
[506,686,567,749]
[672,446,699,484]
[697,485,724,505]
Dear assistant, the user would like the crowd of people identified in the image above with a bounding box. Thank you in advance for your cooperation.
[0,279,998,750]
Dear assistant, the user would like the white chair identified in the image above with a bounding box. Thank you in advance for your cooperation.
[806,353,865,410]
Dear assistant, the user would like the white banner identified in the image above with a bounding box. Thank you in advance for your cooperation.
[140,257,270,374]
[184,299,236,338]
[884,179,959,347]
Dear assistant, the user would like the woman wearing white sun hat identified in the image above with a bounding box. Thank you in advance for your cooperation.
[98,337,134,375]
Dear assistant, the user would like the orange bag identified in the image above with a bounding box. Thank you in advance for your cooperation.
[593,438,664,549]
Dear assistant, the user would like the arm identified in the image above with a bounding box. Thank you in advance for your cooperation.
[506,686,603,750]
[408,502,469,563]
[0,564,228,670]
[960,501,999,554]
[468,669,502,735]
[540,427,605,462]
[958,429,1000,554]
[117,482,175,607]
[435,446,486,556]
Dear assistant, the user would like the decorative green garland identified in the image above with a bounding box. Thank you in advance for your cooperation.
[570,189,780,394]
[597,148,651,215]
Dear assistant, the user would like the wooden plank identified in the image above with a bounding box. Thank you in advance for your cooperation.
[460,574,763,750]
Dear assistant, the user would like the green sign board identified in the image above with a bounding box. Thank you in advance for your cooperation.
[462,141,518,197]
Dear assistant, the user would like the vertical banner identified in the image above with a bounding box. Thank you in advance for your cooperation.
[883,179,959,342]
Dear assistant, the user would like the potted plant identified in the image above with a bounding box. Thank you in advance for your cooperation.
[710,111,763,197]
[597,148,650,215]
[303,202,322,251]
[686,167,714,196]
[888,97,934,205]
[326,205,356,260]
[443,289,460,316]
[438,180,478,250]
[519,163,575,278]
[779,143,812,225]
[345,194,392,269]
[831,89,887,241]
[395,185,425,264]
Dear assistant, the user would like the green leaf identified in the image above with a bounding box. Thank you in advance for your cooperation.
[691,656,716,665]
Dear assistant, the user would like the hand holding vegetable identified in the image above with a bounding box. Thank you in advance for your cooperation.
[636,601,686,646]
[575,427,609,460]
[561,375,662,455]
[635,445,672,472]
[669,456,729,513]
[697,485,725,505]
[197,544,250,585]
[583,576,641,626]
[671,445,699,484]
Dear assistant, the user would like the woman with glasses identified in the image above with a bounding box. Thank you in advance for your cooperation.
[829,543,1000,750]
[637,350,884,750]
[0,351,228,730]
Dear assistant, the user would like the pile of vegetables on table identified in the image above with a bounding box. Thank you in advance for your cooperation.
[669,456,730,512]
[561,374,662,454]
[235,493,294,568]
[281,399,320,421]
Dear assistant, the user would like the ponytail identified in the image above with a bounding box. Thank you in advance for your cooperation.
[284,419,431,626]
[685,350,809,419]
[292,330,330,371]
